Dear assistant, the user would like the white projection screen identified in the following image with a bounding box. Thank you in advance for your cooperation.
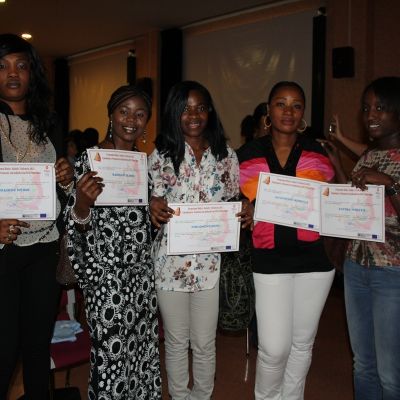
[183,9,315,149]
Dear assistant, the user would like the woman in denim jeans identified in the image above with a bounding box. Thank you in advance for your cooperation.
[329,77,400,400]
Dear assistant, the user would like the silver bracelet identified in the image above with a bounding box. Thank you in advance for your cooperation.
[71,206,92,225]
[58,180,74,191]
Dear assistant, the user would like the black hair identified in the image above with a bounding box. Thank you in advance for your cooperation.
[155,80,228,174]
[240,102,268,143]
[106,84,152,138]
[240,115,256,143]
[82,127,99,148]
[267,81,306,107]
[0,33,53,144]
[362,76,400,118]
[107,84,152,118]
[253,102,268,123]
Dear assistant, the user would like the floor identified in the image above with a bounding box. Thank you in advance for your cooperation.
[7,283,353,400]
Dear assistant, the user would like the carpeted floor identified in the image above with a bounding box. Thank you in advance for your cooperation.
[8,282,353,400]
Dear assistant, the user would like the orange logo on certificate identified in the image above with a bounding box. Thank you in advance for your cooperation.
[322,187,330,196]
[94,152,102,162]
[264,176,271,184]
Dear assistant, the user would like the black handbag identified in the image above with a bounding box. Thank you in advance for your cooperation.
[218,234,255,331]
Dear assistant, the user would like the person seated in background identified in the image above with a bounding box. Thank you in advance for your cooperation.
[81,127,99,150]
[240,102,269,145]
[64,129,82,164]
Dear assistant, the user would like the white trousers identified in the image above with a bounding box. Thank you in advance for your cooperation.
[253,270,335,400]
[157,282,219,400]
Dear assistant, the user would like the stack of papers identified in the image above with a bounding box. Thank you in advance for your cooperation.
[51,320,83,343]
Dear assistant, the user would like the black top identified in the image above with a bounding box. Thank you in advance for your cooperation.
[238,135,334,274]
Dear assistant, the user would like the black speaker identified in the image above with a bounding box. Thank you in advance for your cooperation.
[332,46,355,78]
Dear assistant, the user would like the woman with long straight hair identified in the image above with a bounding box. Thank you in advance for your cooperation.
[148,81,240,400]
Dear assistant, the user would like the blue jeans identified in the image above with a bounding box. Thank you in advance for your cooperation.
[344,259,400,400]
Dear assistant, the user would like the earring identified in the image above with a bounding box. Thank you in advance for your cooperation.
[297,118,307,133]
[141,130,147,144]
[264,115,272,129]
[108,120,113,140]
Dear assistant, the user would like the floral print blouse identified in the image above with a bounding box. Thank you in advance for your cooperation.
[148,142,240,292]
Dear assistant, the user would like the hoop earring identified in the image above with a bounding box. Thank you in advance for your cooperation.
[108,120,113,140]
[141,130,147,144]
[264,115,272,129]
[297,118,307,133]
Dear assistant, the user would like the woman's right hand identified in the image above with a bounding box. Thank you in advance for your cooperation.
[74,171,104,218]
[0,219,30,244]
[236,198,254,230]
[149,196,174,229]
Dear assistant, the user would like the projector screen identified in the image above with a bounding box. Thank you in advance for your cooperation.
[184,9,315,149]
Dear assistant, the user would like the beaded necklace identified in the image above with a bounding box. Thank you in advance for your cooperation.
[0,116,33,162]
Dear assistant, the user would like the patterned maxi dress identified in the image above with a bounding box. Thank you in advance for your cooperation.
[66,150,161,400]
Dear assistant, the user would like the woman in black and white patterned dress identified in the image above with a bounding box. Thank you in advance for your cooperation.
[66,85,161,400]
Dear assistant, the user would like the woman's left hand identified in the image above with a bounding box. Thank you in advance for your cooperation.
[351,166,394,190]
[236,198,254,230]
[55,157,74,186]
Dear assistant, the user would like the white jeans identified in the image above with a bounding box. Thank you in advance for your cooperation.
[157,282,219,400]
[253,270,335,400]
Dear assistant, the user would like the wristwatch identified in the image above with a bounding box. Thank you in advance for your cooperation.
[385,181,400,196]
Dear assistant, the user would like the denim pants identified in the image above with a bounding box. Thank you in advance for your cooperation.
[344,259,400,400]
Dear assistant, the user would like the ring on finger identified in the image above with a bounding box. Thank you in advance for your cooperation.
[9,225,14,233]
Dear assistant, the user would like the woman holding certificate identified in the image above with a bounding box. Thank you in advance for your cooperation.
[65,85,161,399]
[148,81,240,400]
[327,77,400,400]
[0,34,73,399]
[238,81,335,400]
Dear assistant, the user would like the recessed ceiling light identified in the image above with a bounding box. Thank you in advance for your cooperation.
[21,33,32,40]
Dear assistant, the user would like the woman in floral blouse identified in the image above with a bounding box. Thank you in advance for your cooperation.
[148,81,239,400]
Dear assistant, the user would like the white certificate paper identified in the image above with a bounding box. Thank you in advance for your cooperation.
[0,163,56,220]
[320,184,385,242]
[167,202,242,255]
[254,172,321,231]
[87,149,148,206]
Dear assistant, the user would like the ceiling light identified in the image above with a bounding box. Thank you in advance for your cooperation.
[21,33,32,40]
[0,0,6,3]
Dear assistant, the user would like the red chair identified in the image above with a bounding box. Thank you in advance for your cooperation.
[49,287,91,400]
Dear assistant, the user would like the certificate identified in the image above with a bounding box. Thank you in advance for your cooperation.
[320,184,385,242]
[254,172,321,231]
[87,149,148,206]
[0,163,56,220]
[167,202,242,255]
